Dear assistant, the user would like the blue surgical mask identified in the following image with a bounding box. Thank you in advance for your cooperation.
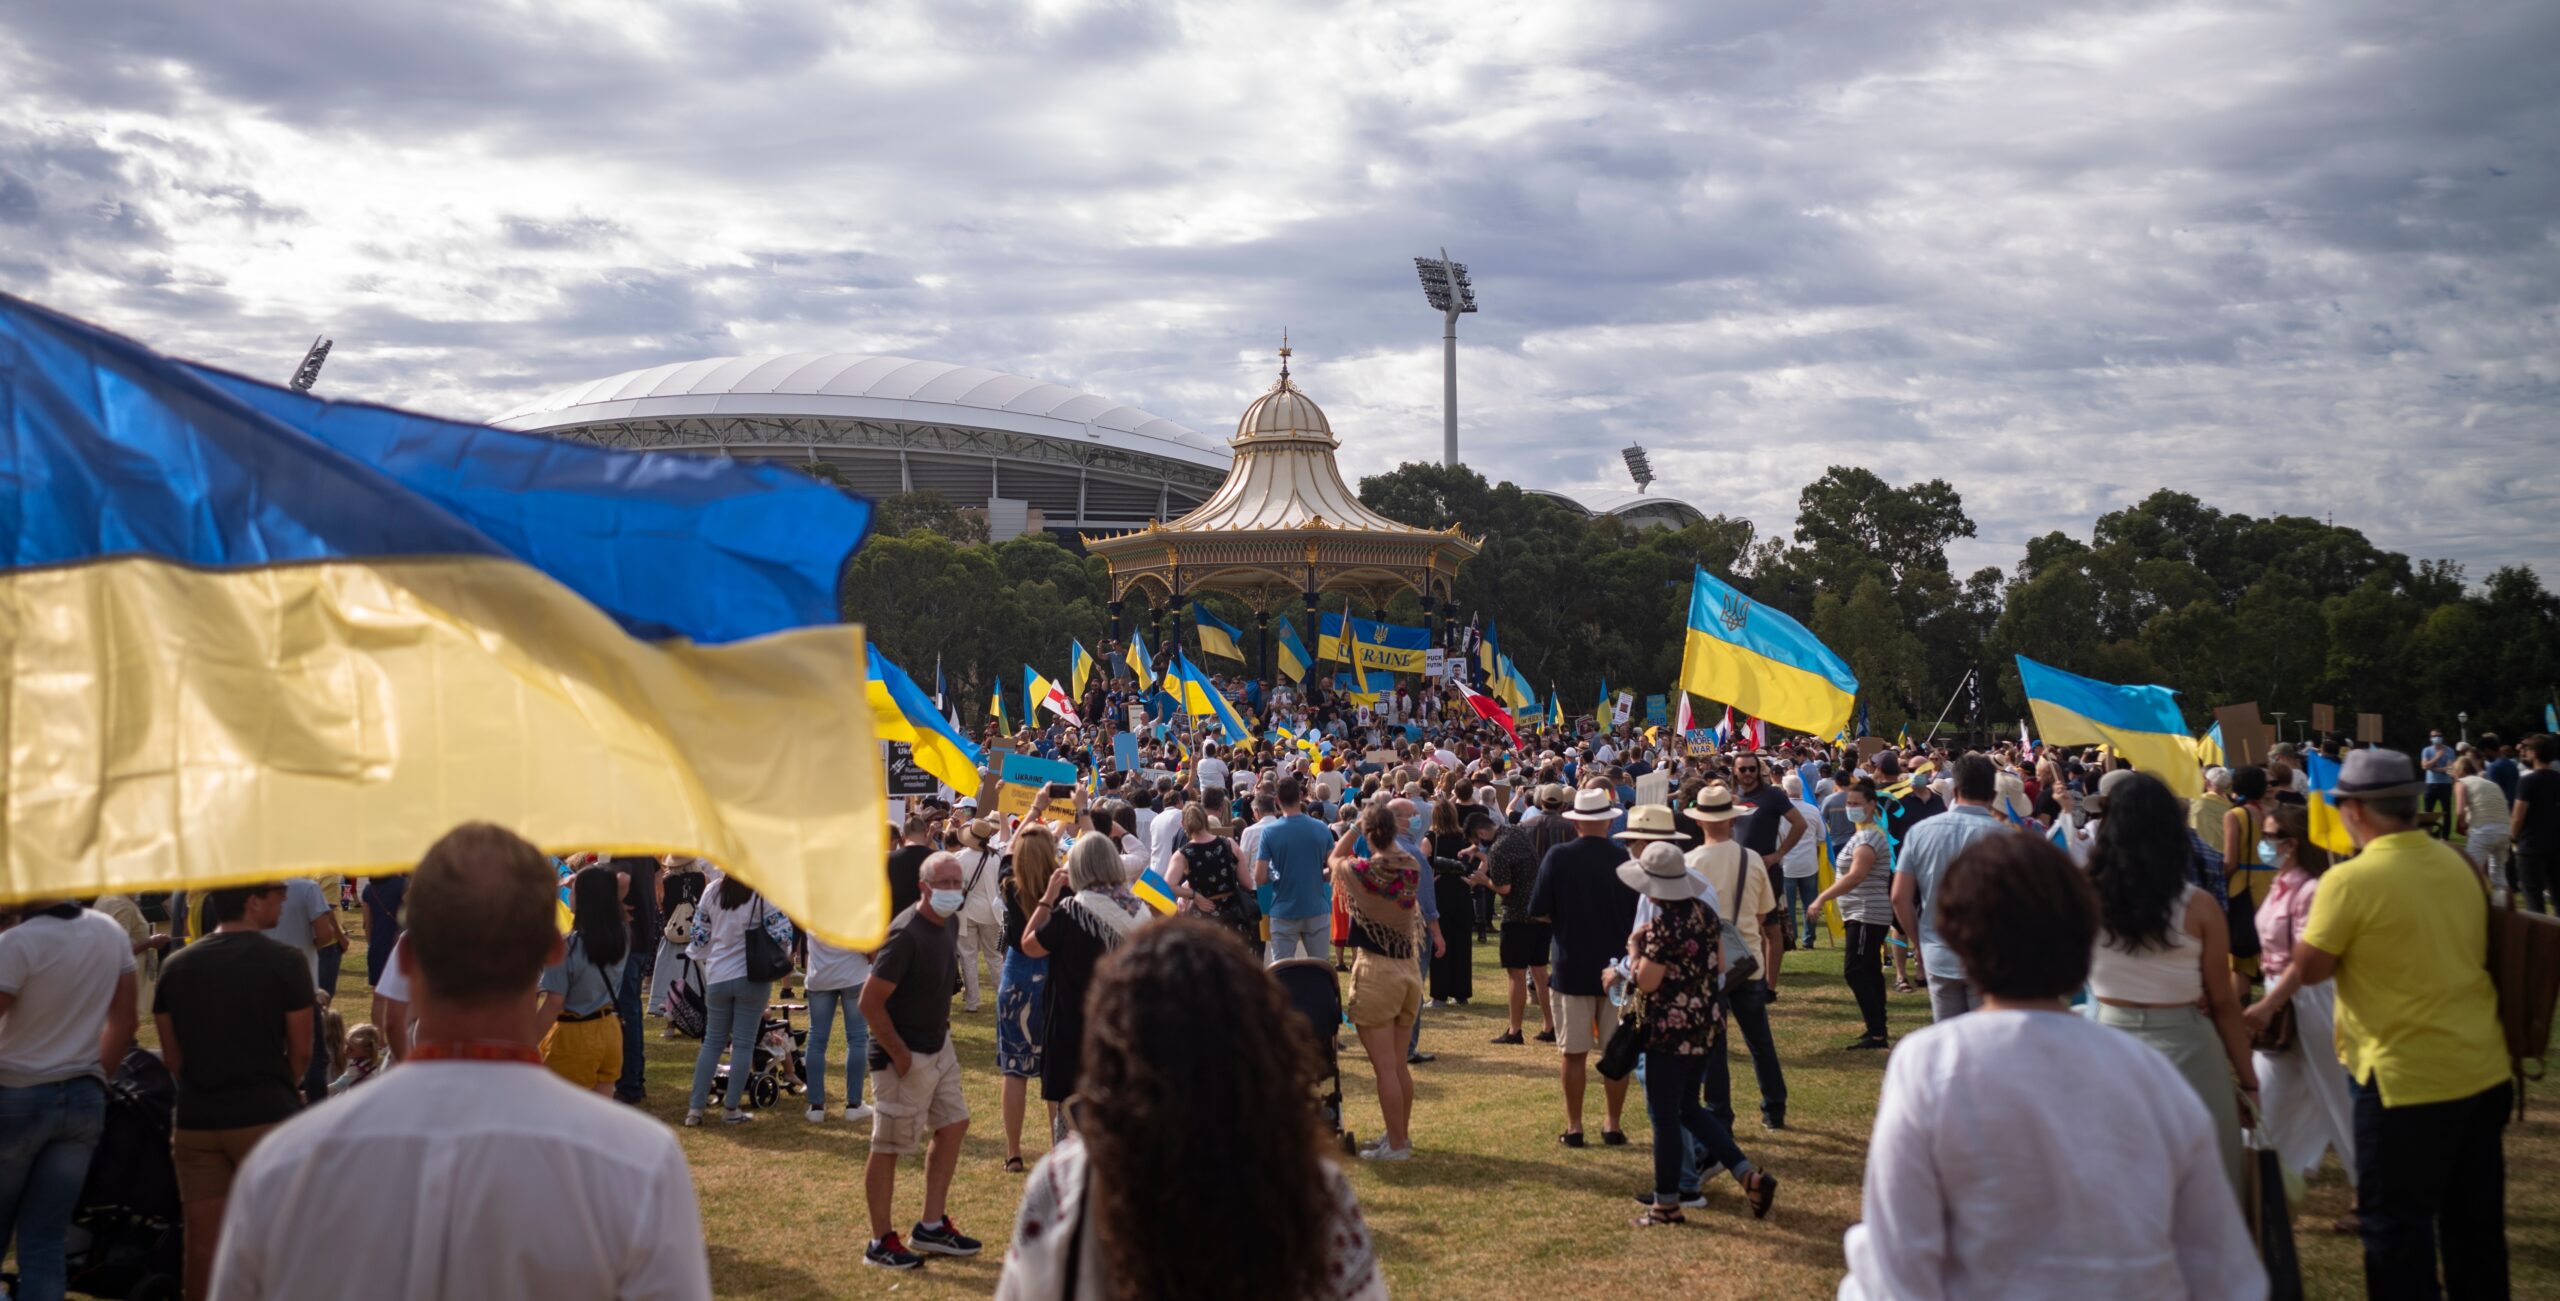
[1848,806,1874,824]
[2258,838,2281,868]
[929,888,965,916]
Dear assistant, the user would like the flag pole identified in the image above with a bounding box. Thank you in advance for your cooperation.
[1919,668,1973,747]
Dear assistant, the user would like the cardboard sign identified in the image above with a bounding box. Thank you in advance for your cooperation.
[2357,712,2385,745]
[1856,736,1888,761]
[884,742,940,797]
[1634,771,1670,808]
[1365,748,1399,767]
[1611,692,1633,727]
[1685,728,1718,757]
[2212,702,2273,767]
[993,752,1078,816]
[2310,703,2336,734]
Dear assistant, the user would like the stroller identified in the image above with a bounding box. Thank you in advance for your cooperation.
[712,1002,807,1111]
[59,1048,183,1299]
[1269,958,1356,1156]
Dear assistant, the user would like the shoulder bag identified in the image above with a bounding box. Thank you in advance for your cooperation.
[2479,862,2560,1118]
[743,898,794,984]
[1597,991,1644,1081]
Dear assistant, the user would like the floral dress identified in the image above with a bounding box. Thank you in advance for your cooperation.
[1637,897,1723,1057]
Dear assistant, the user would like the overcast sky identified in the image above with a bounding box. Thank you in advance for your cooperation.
[5,0,2553,578]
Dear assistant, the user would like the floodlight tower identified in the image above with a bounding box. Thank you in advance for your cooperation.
[1622,444,1654,493]
[1412,249,1477,467]
[288,335,333,393]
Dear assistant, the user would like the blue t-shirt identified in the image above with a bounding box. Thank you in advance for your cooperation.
[1256,814,1335,920]
[2422,743,2455,784]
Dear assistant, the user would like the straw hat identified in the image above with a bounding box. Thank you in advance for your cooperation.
[1685,782,1745,824]
[959,817,1002,849]
[1562,786,1622,822]
[1617,804,1684,842]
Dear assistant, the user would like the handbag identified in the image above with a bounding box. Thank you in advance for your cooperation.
[2250,999,2297,1053]
[743,899,793,984]
[2241,1100,2304,1301]
[1597,992,1644,1081]
[2478,861,2560,1118]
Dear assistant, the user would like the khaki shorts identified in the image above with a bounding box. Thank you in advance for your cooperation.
[1346,950,1423,1030]
[541,1013,623,1091]
[173,1123,281,1203]
[1553,992,1609,1055]
[870,1039,968,1156]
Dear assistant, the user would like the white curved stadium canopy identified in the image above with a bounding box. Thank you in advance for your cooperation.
[491,352,1229,472]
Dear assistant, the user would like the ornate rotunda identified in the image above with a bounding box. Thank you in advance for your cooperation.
[1082,347,1480,678]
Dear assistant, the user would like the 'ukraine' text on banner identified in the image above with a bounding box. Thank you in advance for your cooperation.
[0,291,891,946]
[2014,654,2201,799]
[1318,612,1431,675]
[1678,565,1859,740]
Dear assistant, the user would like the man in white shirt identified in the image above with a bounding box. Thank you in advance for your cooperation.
[1149,787,1192,875]
[1194,744,1230,802]
[1682,784,1789,1132]
[0,900,139,1301]
[212,824,711,1301]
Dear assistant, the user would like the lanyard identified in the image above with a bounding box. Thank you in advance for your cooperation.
[407,1041,543,1065]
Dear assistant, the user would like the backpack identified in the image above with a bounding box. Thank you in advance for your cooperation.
[662,900,696,945]
[2481,870,2560,1118]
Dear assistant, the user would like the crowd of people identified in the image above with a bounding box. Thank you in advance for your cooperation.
[0,657,2543,1299]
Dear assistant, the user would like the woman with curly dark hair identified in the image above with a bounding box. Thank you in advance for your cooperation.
[993,919,1385,1301]
[2084,770,2254,1204]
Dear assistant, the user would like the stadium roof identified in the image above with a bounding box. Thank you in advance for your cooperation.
[1524,487,1706,527]
[491,352,1228,471]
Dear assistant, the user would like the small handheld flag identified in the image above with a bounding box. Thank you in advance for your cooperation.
[1125,629,1156,690]
[1070,640,1095,700]
[1132,868,1179,916]
[1191,600,1245,663]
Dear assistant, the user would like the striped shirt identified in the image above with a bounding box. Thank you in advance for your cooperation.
[1840,827,1896,925]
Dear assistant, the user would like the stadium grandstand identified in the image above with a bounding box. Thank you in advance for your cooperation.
[491,352,1230,541]
[1523,487,1705,530]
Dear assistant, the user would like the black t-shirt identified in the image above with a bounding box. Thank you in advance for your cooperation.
[1032,905,1113,1104]
[885,844,933,921]
[1734,783,1793,858]
[152,932,315,1131]
[865,904,957,1063]
[2518,768,2560,852]
[614,855,659,952]
[1525,834,1637,995]
[999,873,1032,955]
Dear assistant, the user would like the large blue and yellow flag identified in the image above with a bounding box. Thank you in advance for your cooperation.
[1192,600,1245,663]
[1679,566,1859,740]
[0,292,891,945]
[1069,640,1095,700]
[2014,655,2200,799]
[1339,610,1393,697]
[1479,619,1501,676]
[1170,651,1251,743]
[1318,613,1429,674]
[867,650,985,798]
[1124,628,1156,690]
[1274,618,1312,683]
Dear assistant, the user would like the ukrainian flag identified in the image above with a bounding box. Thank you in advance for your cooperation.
[1070,640,1095,699]
[1341,614,1392,697]
[867,649,984,798]
[1192,600,1245,663]
[1678,566,1859,740]
[1170,651,1251,744]
[1479,620,1501,675]
[2299,751,2358,857]
[1132,867,1179,916]
[2014,655,2201,799]
[0,291,891,945]
[1274,619,1312,683]
[1125,629,1156,690]
[2198,722,2226,768]
[991,685,1010,732]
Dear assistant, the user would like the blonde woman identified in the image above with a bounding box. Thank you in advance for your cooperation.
[2451,754,2511,884]
[996,825,1061,1172]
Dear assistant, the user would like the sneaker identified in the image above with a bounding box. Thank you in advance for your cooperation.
[682,1110,704,1127]
[1761,1114,1787,1131]
[1845,1034,1890,1051]
[864,1233,924,1271]
[1359,1142,1412,1162]
[845,1103,875,1124]
[1406,1051,1437,1065]
[1632,1190,1709,1208]
[1534,1029,1557,1044]
[910,1217,982,1257]
[1489,1030,1524,1045]
[805,1107,828,1123]
[722,1109,753,1125]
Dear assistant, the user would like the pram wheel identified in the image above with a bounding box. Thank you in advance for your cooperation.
[750,1074,780,1110]
[1340,1129,1358,1158]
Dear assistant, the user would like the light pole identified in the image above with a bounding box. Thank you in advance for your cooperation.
[1412,250,1477,467]
[2459,711,2469,744]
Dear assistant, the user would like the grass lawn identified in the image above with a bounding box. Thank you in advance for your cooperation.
[304,927,2552,1300]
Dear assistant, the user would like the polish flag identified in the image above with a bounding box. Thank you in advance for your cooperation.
[1457,680,1520,749]
[1674,692,1693,736]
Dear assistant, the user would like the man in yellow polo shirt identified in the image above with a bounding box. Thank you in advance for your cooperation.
[2254,748,2508,1299]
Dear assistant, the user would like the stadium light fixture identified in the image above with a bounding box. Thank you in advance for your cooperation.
[1412,249,1477,468]
[1622,444,1654,493]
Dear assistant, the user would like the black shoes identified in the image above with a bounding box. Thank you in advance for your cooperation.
[1600,1129,1629,1147]
[864,1234,923,1270]
[1490,1030,1524,1045]
[909,1217,982,1257]
[1846,1034,1889,1051]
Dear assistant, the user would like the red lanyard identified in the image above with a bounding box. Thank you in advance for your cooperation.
[407,1041,543,1065]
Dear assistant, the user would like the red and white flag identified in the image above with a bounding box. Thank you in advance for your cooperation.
[1457,680,1519,749]
[1037,676,1082,727]
[1674,692,1693,735]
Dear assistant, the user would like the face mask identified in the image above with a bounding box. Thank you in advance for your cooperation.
[2258,839,2281,867]
[929,888,965,916]
[1848,806,1874,824]
[2431,736,2443,745]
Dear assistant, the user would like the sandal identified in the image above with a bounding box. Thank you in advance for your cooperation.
[1894,979,1918,994]
[1600,1129,1629,1147]
[1744,1170,1780,1219]
[1629,1206,1685,1228]
[1558,1131,1587,1149]
[1002,1155,1025,1174]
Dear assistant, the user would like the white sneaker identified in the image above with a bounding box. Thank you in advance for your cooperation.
[682,1110,703,1127]
[845,1103,875,1124]
[805,1107,828,1123]
[1359,1142,1412,1162]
